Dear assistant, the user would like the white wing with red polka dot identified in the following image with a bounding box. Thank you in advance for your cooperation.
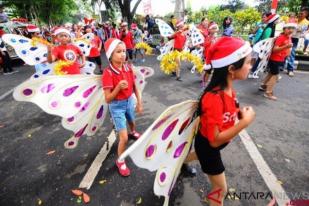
[119,100,199,205]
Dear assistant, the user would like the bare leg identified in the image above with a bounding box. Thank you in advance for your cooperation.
[117,129,129,156]
[184,151,198,163]
[128,121,136,133]
[207,173,228,206]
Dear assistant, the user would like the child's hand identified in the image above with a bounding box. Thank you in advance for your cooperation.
[240,106,255,126]
[136,102,143,114]
[285,43,293,48]
[117,80,128,90]
[47,44,53,52]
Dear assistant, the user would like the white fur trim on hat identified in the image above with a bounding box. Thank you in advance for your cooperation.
[211,41,252,68]
[105,39,122,60]
[203,64,212,70]
[283,23,297,29]
[54,28,71,36]
[27,25,40,33]
[267,14,280,24]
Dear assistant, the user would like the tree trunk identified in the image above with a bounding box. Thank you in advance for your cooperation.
[117,0,142,25]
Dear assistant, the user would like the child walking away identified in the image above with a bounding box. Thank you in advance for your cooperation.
[259,23,296,100]
[202,22,219,86]
[169,19,188,81]
[185,37,255,205]
[47,28,86,74]
[85,25,103,74]
[102,38,143,177]
[131,23,145,63]
[120,22,134,63]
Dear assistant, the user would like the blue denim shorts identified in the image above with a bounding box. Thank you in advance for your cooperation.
[109,95,136,131]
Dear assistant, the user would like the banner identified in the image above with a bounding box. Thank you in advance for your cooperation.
[143,0,152,15]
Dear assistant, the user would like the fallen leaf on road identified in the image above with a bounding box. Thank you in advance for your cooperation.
[285,158,290,163]
[28,134,32,138]
[199,189,204,193]
[202,197,209,203]
[71,189,83,196]
[99,179,107,185]
[136,197,142,204]
[37,198,42,205]
[76,197,82,204]
[46,150,56,155]
[229,188,236,192]
[277,180,283,185]
[257,144,263,148]
[83,192,90,203]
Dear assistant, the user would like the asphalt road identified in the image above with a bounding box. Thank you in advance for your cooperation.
[0,55,308,206]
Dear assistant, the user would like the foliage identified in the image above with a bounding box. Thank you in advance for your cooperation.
[2,0,78,26]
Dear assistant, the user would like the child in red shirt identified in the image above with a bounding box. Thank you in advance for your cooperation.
[47,28,85,74]
[184,37,255,205]
[202,22,219,85]
[260,23,295,100]
[85,26,103,74]
[119,22,134,62]
[169,19,188,81]
[102,38,143,177]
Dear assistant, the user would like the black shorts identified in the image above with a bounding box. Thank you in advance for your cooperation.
[268,60,284,75]
[88,56,102,66]
[194,132,228,175]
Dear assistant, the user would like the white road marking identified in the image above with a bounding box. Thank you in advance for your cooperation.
[0,88,13,101]
[239,129,290,205]
[79,131,117,190]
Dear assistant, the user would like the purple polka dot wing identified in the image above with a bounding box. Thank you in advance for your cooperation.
[72,38,91,57]
[133,66,154,94]
[157,40,174,61]
[119,100,199,203]
[62,91,107,149]
[155,19,174,37]
[2,34,48,65]
[189,25,205,46]
[13,75,102,118]
[252,38,276,76]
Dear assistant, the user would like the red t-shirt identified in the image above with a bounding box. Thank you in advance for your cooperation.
[52,44,83,74]
[102,64,135,100]
[111,29,120,39]
[120,31,134,49]
[203,35,216,61]
[89,35,102,57]
[199,90,239,142]
[173,32,186,50]
[270,34,292,62]
[197,24,209,38]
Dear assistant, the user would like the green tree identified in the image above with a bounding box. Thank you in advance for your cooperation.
[220,0,247,12]
[2,0,78,26]
[233,8,261,33]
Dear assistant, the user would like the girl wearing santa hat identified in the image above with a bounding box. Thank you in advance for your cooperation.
[185,37,255,205]
[102,38,143,177]
[47,28,86,74]
[169,19,188,81]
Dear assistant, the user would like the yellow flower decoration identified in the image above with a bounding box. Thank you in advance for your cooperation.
[160,50,203,74]
[54,60,73,75]
[135,42,153,55]
[31,37,53,47]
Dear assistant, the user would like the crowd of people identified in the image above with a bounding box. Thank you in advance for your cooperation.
[0,5,309,205]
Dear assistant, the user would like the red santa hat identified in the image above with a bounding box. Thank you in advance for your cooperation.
[176,19,184,27]
[208,22,219,30]
[27,24,40,33]
[204,37,252,70]
[266,13,280,24]
[53,27,71,36]
[104,38,124,60]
